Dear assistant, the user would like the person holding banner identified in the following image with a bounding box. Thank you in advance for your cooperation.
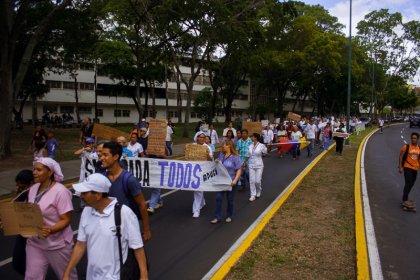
[211,140,242,223]
[101,142,151,241]
[192,132,213,218]
[26,158,78,280]
[246,133,267,201]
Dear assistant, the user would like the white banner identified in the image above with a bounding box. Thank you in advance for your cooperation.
[81,157,232,192]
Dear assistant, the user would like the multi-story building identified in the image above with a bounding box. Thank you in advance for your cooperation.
[19,62,251,124]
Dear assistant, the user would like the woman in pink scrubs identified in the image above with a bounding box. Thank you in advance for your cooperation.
[26,158,77,280]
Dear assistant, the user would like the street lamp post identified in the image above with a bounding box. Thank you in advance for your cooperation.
[345,0,352,145]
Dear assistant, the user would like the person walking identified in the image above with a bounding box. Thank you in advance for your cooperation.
[291,126,303,160]
[304,119,317,157]
[322,123,333,151]
[399,132,420,209]
[209,124,219,145]
[235,129,253,191]
[166,122,173,156]
[63,173,148,280]
[379,117,384,133]
[25,158,78,280]
[223,121,237,139]
[246,133,267,201]
[211,140,242,223]
[191,132,213,218]
[100,141,151,241]
[333,124,346,156]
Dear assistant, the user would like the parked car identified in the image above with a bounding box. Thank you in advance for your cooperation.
[409,116,420,128]
[359,117,372,127]
[391,116,404,122]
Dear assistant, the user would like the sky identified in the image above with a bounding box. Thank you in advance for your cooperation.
[301,0,420,85]
[300,0,420,35]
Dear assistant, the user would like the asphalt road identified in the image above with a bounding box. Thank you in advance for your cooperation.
[365,123,420,280]
[0,146,323,280]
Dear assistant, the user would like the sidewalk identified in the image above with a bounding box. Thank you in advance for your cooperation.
[0,139,222,197]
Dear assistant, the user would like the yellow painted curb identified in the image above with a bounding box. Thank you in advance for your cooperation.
[355,128,378,280]
[210,143,337,280]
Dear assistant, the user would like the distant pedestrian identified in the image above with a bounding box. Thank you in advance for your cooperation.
[322,123,332,151]
[333,124,346,156]
[399,132,420,209]
[223,121,237,139]
[63,173,148,280]
[45,131,59,159]
[208,124,219,145]
[304,119,317,157]
[166,122,174,156]
[80,117,94,144]
[379,118,384,133]
[246,133,267,201]
[290,126,303,160]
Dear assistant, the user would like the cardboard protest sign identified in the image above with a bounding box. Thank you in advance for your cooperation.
[287,112,301,123]
[184,144,209,161]
[92,123,129,141]
[147,119,167,156]
[0,202,43,237]
[333,132,350,138]
[242,122,262,136]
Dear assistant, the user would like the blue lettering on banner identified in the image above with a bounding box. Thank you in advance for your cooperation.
[158,161,168,186]
[192,164,201,189]
[183,164,192,189]
[168,162,176,187]
[175,163,184,188]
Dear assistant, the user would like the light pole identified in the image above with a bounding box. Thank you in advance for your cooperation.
[345,0,352,145]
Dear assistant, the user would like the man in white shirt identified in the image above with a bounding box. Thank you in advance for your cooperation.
[291,126,303,160]
[223,121,237,138]
[304,119,317,157]
[63,173,148,280]
[166,123,174,155]
[208,124,219,145]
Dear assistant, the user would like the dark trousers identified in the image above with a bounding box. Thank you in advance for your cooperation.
[403,167,418,201]
[336,138,344,154]
[292,144,301,159]
[166,141,172,156]
[215,188,236,220]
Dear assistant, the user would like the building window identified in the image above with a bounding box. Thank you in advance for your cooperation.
[78,107,92,114]
[47,80,62,89]
[122,110,130,117]
[43,105,58,113]
[169,111,178,118]
[63,81,77,89]
[80,82,94,91]
[114,109,122,117]
[60,106,74,114]
[79,63,94,71]
[96,109,103,117]
[190,112,199,118]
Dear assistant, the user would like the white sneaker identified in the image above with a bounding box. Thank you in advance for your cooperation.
[249,196,256,202]
[256,191,261,198]
[155,201,163,209]
[147,207,155,214]
[192,212,200,218]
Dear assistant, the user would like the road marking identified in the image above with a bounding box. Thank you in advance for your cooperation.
[0,257,12,267]
[360,129,383,280]
[203,143,336,280]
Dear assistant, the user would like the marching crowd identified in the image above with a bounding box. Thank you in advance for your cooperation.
[3,114,363,280]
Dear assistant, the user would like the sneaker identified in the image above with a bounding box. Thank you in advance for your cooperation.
[211,218,220,224]
[256,191,261,198]
[249,196,256,202]
[155,201,163,209]
[192,212,200,218]
[225,217,232,223]
[147,207,155,214]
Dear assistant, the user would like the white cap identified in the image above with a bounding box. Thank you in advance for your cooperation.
[73,173,111,195]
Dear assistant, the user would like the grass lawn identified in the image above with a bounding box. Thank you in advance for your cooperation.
[226,128,374,280]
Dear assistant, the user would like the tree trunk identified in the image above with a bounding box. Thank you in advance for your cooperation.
[31,94,38,125]
[151,81,156,118]
[143,79,149,118]
[300,91,308,115]
[74,75,80,124]
[0,64,13,159]
[165,65,169,120]
[176,71,183,124]
[135,81,142,122]
[183,85,193,138]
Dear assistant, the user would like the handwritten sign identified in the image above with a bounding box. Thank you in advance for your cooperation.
[92,124,129,141]
[0,202,43,237]
[261,120,269,127]
[287,112,301,123]
[147,119,167,156]
[185,144,208,161]
[333,132,350,138]
[242,122,262,136]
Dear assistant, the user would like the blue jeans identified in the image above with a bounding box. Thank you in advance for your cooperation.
[239,166,249,187]
[322,137,330,150]
[292,144,301,159]
[149,188,162,208]
[307,138,315,156]
[214,188,236,220]
[166,141,172,156]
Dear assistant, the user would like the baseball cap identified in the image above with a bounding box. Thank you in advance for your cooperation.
[72,173,111,195]
[85,137,95,144]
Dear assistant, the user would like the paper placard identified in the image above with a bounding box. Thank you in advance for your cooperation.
[333,132,350,138]
[287,112,301,123]
[92,124,129,141]
[242,122,262,136]
[0,202,43,237]
[147,119,167,156]
[261,120,269,127]
[185,144,208,161]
